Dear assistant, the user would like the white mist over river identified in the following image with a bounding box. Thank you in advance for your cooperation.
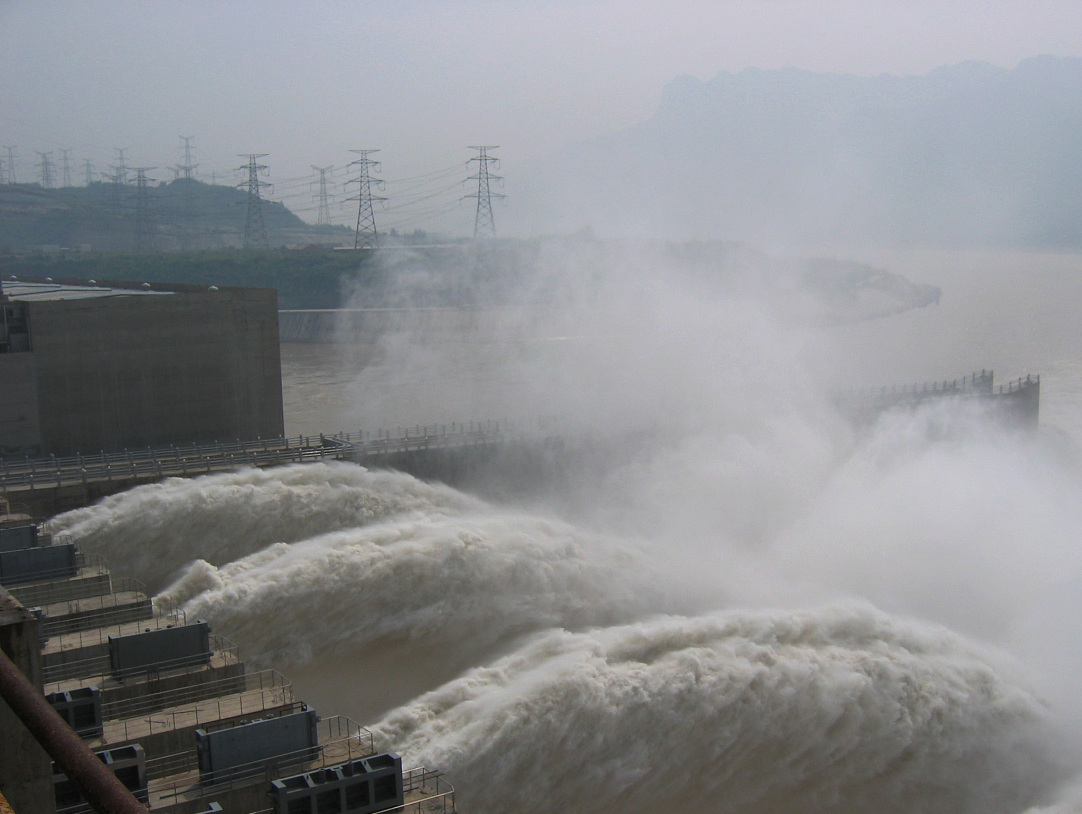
[54,248,1082,813]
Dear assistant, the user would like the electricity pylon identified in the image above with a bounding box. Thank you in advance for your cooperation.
[113,148,129,185]
[177,136,199,248]
[237,153,271,249]
[346,150,385,249]
[132,167,156,251]
[311,165,334,227]
[59,149,73,188]
[3,147,16,183]
[35,151,55,188]
[466,146,505,239]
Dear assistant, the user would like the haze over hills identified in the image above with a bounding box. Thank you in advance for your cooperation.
[4,56,1082,251]
[513,55,1082,248]
[0,179,352,252]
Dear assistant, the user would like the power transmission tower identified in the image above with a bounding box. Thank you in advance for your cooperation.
[132,167,156,251]
[83,159,96,186]
[35,151,55,188]
[59,148,73,187]
[113,148,129,185]
[237,153,271,249]
[311,165,334,228]
[177,136,199,249]
[4,146,17,183]
[466,146,504,239]
[106,166,123,216]
[0,153,5,185]
[177,136,197,181]
[346,149,385,249]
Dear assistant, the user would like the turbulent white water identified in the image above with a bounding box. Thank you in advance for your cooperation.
[53,410,1082,813]
[51,464,484,589]
[50,249,1082,813]
[373,608,1059,814]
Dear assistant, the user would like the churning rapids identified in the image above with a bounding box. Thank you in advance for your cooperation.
[49,413,1082,814]
[46,249,1082,813]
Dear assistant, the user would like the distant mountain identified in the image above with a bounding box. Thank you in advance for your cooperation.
[513,56,1082,247]
[0,179,352,252]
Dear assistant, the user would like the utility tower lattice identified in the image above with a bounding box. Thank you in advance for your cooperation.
[311,165,335,228]
[35,151,55,188]
[113,148,129,185]
[132,167,156,252]
[177,136,198,181]
[4,147,17,184]
[346,150,385,249]
[177,136,199,249]
[466,146,505,239]
[83,159,95,186]
[107,166,123,215]
[59,149,73,188]
[238,154,271,249]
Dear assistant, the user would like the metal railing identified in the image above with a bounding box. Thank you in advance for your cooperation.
[997,373,1040,393]
[100,667,284,725]
[838,371,1038,410]
[242,769,456,814]
[399,767,457,814]
[146,715,375,804]
[44,604,183,655]
[103,671,297,761]
[44,633,240,691]
[0,420,512,492]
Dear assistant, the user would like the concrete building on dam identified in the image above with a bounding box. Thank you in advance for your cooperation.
[0,276,284,457]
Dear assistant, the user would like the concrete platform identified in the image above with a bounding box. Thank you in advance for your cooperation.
[7,569,111,607]
[40,589,152,636]
[96,696,304,769]
[47,652,246,715]
[42,612,190,682]
[146,725,375,814]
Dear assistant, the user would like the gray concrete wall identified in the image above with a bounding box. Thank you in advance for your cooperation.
[0,351,41,455]
[27,287,283,455]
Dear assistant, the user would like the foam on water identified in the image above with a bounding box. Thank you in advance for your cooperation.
[155,509,677,669]
[372,606,1061,814]
[47,396,1082,811]
[51,462,484,590]
[48,401,1082,811]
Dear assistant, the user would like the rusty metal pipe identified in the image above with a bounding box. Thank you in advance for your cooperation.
[0,648,147,814]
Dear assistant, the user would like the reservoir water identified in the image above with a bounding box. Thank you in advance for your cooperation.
[56,248,1082,814]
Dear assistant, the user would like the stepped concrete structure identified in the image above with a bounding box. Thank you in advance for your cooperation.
[0,509,457,814]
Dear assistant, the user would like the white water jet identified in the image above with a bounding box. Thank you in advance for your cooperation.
[50,462,484,590]
[373,606,1062,814]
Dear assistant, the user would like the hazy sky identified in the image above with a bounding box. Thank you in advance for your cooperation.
[4,0,1082,232]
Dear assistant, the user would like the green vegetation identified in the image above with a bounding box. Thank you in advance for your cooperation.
[0,179,351,254]
[1,249,377,309]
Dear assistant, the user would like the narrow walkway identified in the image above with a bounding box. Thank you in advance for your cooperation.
[0,421,510,494]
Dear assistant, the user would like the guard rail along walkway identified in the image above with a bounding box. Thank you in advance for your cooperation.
[0,420,511,494]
